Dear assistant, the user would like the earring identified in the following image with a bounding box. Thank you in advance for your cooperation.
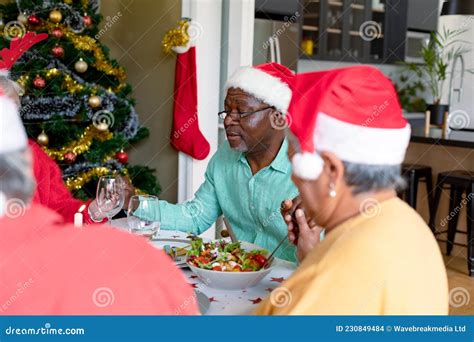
[329,183,337,198]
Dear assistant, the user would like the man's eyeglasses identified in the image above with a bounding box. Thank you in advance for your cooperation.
[218,106,274,120]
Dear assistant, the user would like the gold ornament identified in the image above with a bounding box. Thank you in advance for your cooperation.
[162,20,190,54]
[42,125,113,161]
[66,167,115,191]
[74,58,88,73]
[49,10,63,23]
[17,13,28,25]
[37,131,49,146]
[88,95,102,108]
[37,22,126,91]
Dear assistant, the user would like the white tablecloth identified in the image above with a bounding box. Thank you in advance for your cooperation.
[111,218,296,315]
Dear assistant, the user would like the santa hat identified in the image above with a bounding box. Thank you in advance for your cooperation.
[289,66,411,180]
[0,87,27,153]
[225,63,294,113]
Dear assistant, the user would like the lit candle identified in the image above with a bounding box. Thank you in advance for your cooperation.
[74,204,86,228]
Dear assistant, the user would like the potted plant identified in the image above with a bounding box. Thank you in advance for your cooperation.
[405,26,472,125]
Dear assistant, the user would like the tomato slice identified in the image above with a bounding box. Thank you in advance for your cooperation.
[212,266,222,271]
[254,254,267,267]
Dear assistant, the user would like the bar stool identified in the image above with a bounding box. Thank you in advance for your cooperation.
[400,164,434,216]
[430,170,474,276]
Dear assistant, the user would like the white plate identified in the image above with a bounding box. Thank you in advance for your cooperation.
[152,238,191,268]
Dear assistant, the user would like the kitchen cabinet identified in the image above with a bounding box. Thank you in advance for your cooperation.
[300,0,408,63]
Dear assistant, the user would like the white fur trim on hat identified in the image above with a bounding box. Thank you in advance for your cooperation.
[292,152,324,180]
[225,67,292,113]
[0,95,27,153]
[315,113,411,165]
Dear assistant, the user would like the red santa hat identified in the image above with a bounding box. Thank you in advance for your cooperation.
[288,65,411,180]
[225,63,294,113]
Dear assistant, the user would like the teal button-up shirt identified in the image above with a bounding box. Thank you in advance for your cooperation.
[142,139,299,262]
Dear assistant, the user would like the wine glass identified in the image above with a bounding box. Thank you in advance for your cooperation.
[127,195,160,239]
[96,175,125,225]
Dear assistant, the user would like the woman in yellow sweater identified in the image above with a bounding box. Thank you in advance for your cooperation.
[256,66,449,315]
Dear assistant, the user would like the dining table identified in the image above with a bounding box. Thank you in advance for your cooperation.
[111,218,296,315]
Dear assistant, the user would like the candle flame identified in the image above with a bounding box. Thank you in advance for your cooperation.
[78,204,86,213]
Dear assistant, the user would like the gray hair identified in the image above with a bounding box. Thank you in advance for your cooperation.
[0,76,23,106]
[0,150,36,204]
[343,161,406,195]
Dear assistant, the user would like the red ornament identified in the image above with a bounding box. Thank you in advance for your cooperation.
[27,14,41,25]
[51,27,63,38]
[64,151,76,164]
[33,75,46,89]
[52,45,64,58]
[83,15,92,27]
[116,150,129,164]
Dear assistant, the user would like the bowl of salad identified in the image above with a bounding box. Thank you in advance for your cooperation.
[186,237,273,290]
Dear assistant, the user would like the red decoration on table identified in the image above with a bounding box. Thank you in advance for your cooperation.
[208,297,218,303]
[190,283,198,289]
[83,15,92,27]
[170,46,210,160]
[52,45,64,58]
[115,150,128,164]
[189,275,198,279]
[33,75,46,89]
[27,14,41,25]
[51,28,63,38]
[63,151,76,164]
[270,277,285,283]
[265,288,274,293]
[249,298,263,304]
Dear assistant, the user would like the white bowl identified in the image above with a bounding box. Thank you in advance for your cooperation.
[187,241,273,290]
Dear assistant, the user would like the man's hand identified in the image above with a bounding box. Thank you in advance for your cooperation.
[288,209,322,262]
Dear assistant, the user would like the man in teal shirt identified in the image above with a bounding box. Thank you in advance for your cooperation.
[143,63,298,261]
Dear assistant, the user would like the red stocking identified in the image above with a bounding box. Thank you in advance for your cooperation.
[170,46,210,160]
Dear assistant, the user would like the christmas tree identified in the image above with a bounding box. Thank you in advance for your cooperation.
[0,0,160,200]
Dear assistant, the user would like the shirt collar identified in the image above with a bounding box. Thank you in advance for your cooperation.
[237,138,290,174]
